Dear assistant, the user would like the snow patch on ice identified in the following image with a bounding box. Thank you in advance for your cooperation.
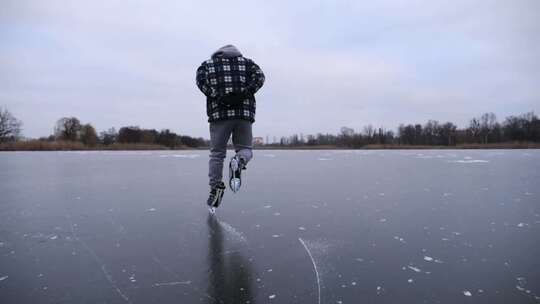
[452,159,489,163]
[0,276,8,282]
[424,256,444,263]
[393,236,406,243]
[160,154,200,159]
[463,290,472,297]
[515,276,540,299]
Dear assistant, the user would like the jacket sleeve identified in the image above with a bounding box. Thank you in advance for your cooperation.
[246,60,265,94]
[196,62,217,97]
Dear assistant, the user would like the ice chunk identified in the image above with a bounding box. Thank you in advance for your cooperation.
[407,266,422,272]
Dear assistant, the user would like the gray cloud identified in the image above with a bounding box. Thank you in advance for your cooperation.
[1,0,539,139]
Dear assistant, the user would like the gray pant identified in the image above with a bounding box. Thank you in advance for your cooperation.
[209,119,253,187]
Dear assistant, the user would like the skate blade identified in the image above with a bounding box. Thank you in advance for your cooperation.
[230,178,241,193]
[230,157,239,171]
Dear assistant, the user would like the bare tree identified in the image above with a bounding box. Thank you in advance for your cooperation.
[468,118,481,143]
[55,117,82,141]
[0,107,23,142]
[480,112,497,143]
[80,124,98,146]
[340,126,354,137]
[99,127,117,145]
[440,122,457,146]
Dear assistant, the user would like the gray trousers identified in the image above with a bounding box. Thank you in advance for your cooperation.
[209,119,253,187]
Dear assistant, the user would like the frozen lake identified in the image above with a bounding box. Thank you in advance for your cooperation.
[1,150,539,303]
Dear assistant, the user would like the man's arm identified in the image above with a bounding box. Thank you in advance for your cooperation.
[246,60,265,95]
[196,63,217,97]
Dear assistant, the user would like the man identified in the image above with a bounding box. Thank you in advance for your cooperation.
[196,44,265,212]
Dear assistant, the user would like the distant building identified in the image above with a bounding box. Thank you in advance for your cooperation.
[253,137,264,145]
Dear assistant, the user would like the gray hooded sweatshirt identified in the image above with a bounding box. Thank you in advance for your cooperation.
[211,44,242,59]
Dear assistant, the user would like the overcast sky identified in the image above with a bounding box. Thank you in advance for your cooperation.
[1,0,539,139]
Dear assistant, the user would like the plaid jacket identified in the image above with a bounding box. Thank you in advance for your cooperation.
[196,56,265,123]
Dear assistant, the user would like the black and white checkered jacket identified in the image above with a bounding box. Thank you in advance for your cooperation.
[196,53,265,123]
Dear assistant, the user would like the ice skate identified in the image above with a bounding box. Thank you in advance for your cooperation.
[207,181,225,213]
[229,155,245,193]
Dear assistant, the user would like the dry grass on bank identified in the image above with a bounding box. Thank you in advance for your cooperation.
[0,140,178,151]
[363,141,540,149]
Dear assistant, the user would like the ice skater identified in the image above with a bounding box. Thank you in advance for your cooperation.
[196,44,265,212]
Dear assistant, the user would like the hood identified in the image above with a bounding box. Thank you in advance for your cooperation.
[211,44,242,58]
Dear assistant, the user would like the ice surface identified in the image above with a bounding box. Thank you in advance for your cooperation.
[1,150,539,303]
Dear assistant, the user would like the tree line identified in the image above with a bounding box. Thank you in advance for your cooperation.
[270,111,540,148]
[0,108,207,148]
[48,117,208,148]
[1,106,538,148]
[0,106,22,142]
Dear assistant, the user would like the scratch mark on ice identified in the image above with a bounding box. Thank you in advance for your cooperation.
[299,238,321,304]
[152,255,221,303]
[64,211,131,303]
[154,281,191,286]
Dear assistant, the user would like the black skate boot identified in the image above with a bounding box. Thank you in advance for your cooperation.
[229,155,246,193]
[207,182,225,213]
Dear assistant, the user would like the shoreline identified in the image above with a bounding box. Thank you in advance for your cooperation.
[1,141,539,151]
